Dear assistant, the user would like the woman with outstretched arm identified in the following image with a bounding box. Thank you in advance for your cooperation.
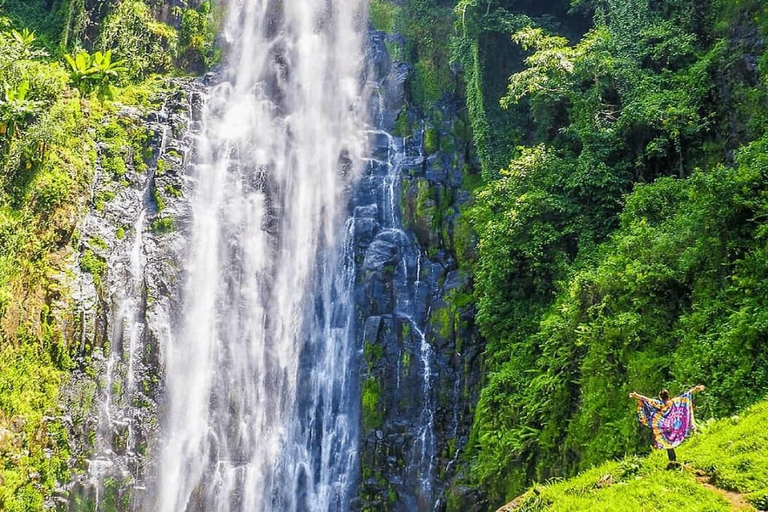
[629,385,706,468]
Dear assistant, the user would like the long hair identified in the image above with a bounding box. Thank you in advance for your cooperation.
[659,389,671,402]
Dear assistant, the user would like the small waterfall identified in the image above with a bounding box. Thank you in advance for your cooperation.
[79,119,172,506]
[157,1,370,511]
[354,34,482,507]
[361,119,438,505]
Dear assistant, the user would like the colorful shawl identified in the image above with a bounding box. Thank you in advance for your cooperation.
[637,392,695,449]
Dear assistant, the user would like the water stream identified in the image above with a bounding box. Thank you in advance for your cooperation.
[364,124,437,506]
[81,122,168,505]
[73,2,460,510]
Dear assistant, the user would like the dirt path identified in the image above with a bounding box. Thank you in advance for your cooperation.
[692,469,756,511]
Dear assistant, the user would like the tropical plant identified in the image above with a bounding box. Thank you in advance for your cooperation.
[92,50,125,81]
[0,81,42,139]
[9,27,35,47]
[64,50,126,97]
[64,51,95,88]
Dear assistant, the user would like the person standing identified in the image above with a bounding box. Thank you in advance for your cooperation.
[629,385,706,469]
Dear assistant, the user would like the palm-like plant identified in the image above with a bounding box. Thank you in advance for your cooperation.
[91,50,126,83]
[64,51,97,89]
[10,28,35,47]
[64,52,92,87]
[64,50,126,97]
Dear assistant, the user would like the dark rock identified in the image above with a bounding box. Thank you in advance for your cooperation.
[362,233,401,271]
[355,28,485,512]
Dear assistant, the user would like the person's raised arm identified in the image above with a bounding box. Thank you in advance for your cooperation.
[689,384,706,394]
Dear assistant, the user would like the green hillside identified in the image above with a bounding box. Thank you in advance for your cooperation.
[498,398,768,511]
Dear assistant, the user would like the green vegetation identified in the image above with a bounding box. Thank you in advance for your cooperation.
[0,0,71,50]
[150,216,174,234]
[79,249,107,287]
[506,398,768,511]
[154,187,166,211]
[450,0,768,506]
[0,14,94,344]
[0,329,70,512]
[0,0,218,507]
[175,1,220,72]
[2,0,768,509]
[370,0,456,112]
[65,50,126,98]
[99,0,178,78]
[164,184,182,198]
[364,341,385,371]
[362,377,384,430]
[370,0,401,33]
[685,402,768,508]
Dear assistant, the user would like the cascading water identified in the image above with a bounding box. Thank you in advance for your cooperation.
[70,4,476,511]
[157,0,370,510]
[77,119,170,506]
[364,125,437,506]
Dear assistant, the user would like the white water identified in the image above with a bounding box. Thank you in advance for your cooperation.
[85,123,159,504]
[157,0,369,510]
[364,117,437,504]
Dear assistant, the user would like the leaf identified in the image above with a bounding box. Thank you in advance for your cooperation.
[64,54,77,72]
[75,52,89,72]
[16,81,29,101]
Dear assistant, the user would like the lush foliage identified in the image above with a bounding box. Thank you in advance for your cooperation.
[370,0,457,113]
[506,398,768,511]
[0,331,70,511]
[3,0,219,76]
[457,0,768,505]
[0,0,208,507]
[0,14,93,510]
[98,0,178,78]
[175,1,220,72]
[65,50,126,97]
[368,1,768,507]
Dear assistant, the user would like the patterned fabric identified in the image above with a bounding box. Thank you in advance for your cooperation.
[636,392,695,449]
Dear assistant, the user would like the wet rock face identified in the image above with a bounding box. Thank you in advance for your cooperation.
[60,79,203,511]
[354,31,485,511]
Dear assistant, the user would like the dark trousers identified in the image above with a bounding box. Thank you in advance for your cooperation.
[667,449,677,462]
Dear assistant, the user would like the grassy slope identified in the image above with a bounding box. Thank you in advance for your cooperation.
[502,399,768,511]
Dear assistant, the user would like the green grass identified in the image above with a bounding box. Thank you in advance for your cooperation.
[505,398,768,511]
[683,400,768,508]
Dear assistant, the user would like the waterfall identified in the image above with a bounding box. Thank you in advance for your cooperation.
[365,126,437,506]
[157,0,370,510]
